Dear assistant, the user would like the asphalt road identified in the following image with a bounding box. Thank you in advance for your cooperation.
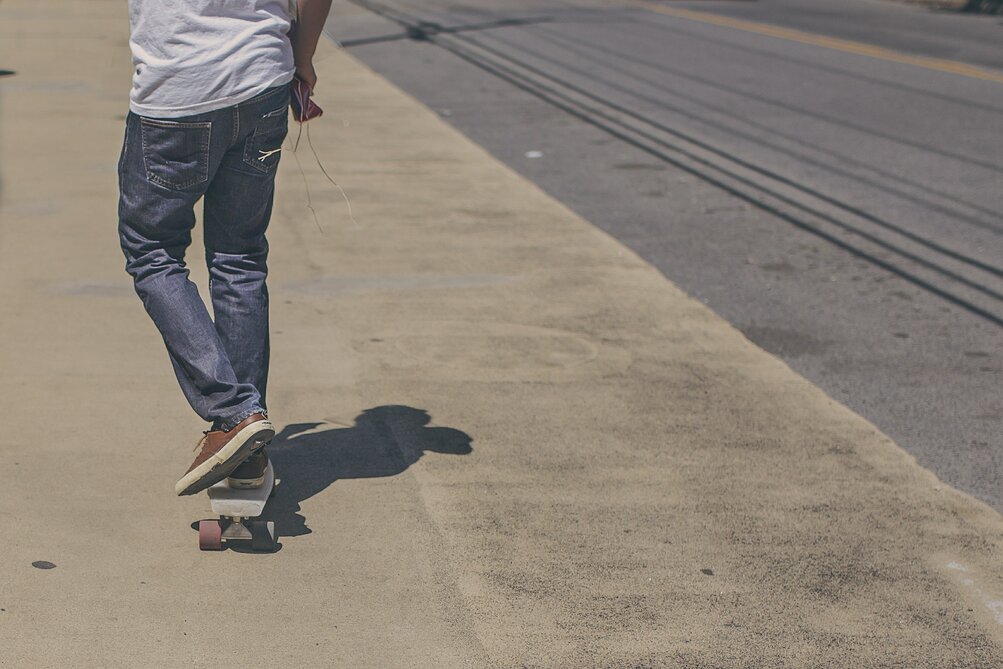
[325,0,1003,510]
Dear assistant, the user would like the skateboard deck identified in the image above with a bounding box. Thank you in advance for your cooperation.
[197,462,276,551]
[207,461,274,517]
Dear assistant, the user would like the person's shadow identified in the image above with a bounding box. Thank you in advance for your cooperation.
[261,405,473,539]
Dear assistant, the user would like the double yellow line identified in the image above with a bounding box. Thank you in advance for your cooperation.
[630,0,1003,85]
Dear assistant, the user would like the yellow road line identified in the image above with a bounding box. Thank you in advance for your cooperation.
[630,0,1003,85]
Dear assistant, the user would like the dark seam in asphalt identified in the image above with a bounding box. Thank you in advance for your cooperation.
[346,0,1003,329]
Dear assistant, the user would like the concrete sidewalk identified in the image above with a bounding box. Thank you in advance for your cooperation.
[2,1,1003,666]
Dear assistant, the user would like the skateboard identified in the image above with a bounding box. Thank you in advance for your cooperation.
[197,461,277,551]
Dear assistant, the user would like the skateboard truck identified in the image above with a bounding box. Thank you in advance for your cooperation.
[197,461,277,552]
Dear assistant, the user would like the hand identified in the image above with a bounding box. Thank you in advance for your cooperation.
[295,61,317,90]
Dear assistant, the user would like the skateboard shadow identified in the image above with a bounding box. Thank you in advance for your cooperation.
[261,405,472,538]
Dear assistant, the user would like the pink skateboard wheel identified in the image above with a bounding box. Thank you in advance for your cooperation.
[198,519,223,551]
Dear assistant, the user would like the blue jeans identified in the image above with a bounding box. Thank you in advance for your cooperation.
[118,84,290,431]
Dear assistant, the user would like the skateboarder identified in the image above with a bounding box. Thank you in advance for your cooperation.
[118,0,333,496]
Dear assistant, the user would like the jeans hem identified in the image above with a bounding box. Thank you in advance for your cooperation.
[217,406,267,433]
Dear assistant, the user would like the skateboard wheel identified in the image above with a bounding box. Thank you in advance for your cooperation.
[198,519,223,551]
[250,521,276,552]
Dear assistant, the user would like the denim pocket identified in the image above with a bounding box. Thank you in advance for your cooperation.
[261,104,288,119]
[242,110,288,175]
[140,118,211,190]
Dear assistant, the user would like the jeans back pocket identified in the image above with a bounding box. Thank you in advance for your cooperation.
[140,118,211,190]
[242,108,289,175]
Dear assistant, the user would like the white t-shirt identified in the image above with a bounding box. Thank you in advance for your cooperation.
[127,0,296,118]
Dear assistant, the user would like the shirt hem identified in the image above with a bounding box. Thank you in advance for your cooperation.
[129,70,295,119]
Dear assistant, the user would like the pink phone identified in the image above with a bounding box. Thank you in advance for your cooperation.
[290,76,323,123]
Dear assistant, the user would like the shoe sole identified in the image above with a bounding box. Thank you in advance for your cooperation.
[175,420,275,496]
[227,473,266,489]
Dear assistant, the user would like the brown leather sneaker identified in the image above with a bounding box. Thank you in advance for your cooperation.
[175,413,275,496]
